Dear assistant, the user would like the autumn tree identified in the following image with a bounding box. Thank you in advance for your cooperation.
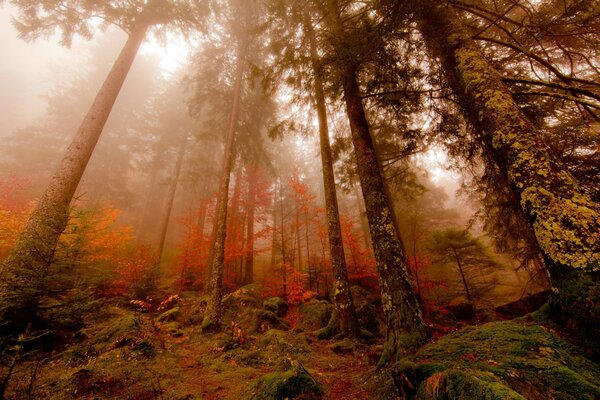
[1,0,207,335]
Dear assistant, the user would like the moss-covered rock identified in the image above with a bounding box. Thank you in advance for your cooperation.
[249,362,323,400]
[263,297,289,317]
[356,303,380,335]
[157,307,182,323]
[328,338,356,355]
[297,299,333,332]
[250,310,290,333]
[383,320,600,400]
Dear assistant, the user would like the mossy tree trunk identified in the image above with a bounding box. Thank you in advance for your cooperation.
[324,0,427,362]
[0,22,149,333]
[304,9,359,337]
[414,2,600,276]
[202,45,246,333]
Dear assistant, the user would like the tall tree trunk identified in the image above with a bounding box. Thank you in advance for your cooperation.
[294,190,303,272]
[0,22,149,332]
[279,178,288,299]
[452,248,473,304]
[196,180,210,237]
[355,185,374,257]
[202,46,246,332]
[156,131,188,263]
[226,165,243,275]
[414,2,599,277]
[325,0,427,362]
[304,9,359,336]
[243,163,257,285]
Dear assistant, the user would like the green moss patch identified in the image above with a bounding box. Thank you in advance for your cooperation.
[385,320,600,399]
[248,362,323,400]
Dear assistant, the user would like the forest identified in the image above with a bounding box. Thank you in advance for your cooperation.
[0,0,599,399]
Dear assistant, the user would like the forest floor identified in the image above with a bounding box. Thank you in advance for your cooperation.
[3,284,600,399]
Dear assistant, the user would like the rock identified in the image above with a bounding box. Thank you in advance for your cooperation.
[356,303,380,334]
[328,339,356,355]
[297,300,333,332]
[249,362,323,400]
[496,290,550,317]
[447,301,475,321]
[380,320,600,400]
[157,307,181,323]
[263,297,289,317]
[251,310,290,333]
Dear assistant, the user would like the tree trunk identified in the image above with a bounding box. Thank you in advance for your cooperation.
[279,178,288,299]
[136,151,163,243]
[415,2,600,276]
[243,163,257,285]
[452,248,473,304]
[226,165,243,276]
[325,0,427,362]
[157,131,188,263]
[0,22,148,332]
[304,9,359,337]
[202,45,246,333]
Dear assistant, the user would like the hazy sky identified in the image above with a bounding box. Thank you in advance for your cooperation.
[0,5,89,137]
[0,5,190,139]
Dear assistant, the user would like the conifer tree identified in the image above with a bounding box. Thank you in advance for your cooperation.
[0,0,207,334]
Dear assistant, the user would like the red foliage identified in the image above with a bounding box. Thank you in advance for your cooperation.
[339,214,378,286]
[0,174,34,258]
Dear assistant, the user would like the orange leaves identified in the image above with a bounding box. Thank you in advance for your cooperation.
[0,174,34,259]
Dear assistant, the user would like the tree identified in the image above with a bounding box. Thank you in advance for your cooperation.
[408,1,599,278]
[200,0,254,331]
[1,0,207,334]
[303,8,359,337]
[429,228,502,307]
[323,0,427,363]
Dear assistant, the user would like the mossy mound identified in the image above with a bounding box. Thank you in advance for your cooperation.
[381,320,600,399]
[263,297,289,317]
[248,362,323,400]
[89,314,141,352]
[297,299,332,332]
[250,310,290,333]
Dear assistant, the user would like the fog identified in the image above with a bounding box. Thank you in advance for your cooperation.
[1,0,554,339]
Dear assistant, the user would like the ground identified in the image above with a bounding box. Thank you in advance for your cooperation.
[2,286,599,399]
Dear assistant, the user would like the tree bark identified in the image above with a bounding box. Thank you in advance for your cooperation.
[226,165,243,275]
[415,2,600,276]
[0,22,148,331]
[243,163,257,285]
[304,9,359,336]
[325,0,427,362]
[202,44,246,332]
[157,131,188,263]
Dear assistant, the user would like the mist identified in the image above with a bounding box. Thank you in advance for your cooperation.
[1,1,597,398]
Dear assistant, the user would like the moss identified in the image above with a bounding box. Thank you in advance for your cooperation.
[263,297,289,317]
[248,363,323,400]
[157,307,181,323]
[386,320,600,399]
[297,299,333,332]
[250,310,290,333]
[90,314,140,352]
[417,370,525,400]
